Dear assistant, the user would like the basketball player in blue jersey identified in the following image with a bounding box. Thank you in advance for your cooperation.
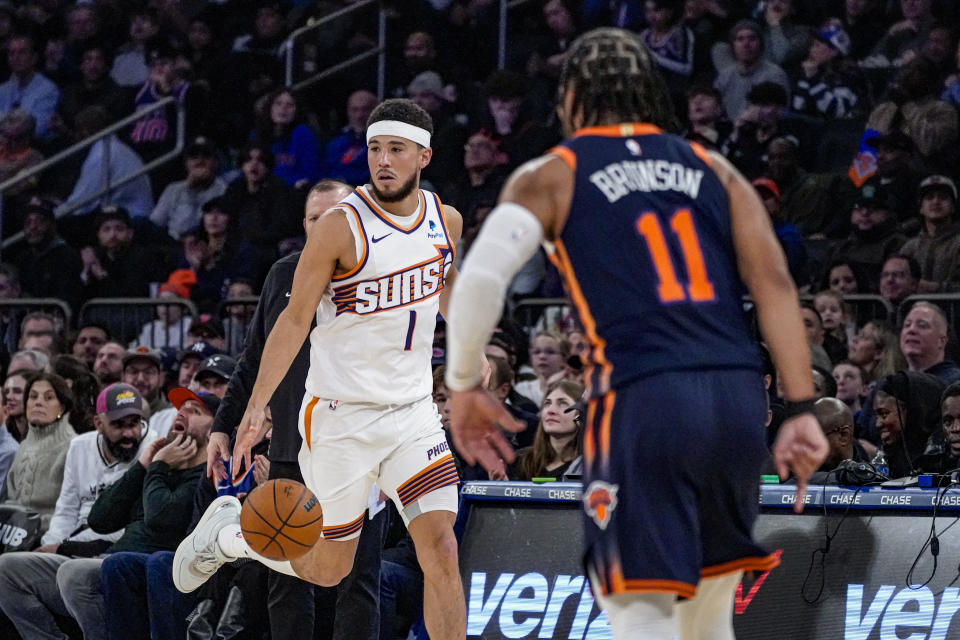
[445,28,828,639]
[172,99,468,640]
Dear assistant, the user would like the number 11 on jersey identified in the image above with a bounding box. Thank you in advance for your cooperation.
[636,208,716,304]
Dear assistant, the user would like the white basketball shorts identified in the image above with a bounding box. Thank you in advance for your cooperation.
[297,393,459,541]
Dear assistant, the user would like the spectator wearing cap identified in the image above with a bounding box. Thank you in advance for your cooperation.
[0,32,59,139]
[900,175,960,292]
[822,178,907,292]
[149,136,228,240]
[683,84,731,149]
[3,372,77,528]
[0,382,160,640]
[180,196,259,312]
[188,315,228,353]
[98,386,220,640]
[94,341,126,384]
[110,8,161,88]
[442,130,509,229]
[792,24,864,120]
[322,90,376,186]
[0,108,44,194]
[752,177,808,288]
[190,354,236,398]
[252,88,320,190]
[10,198,82,311]
[406,70,469,187]
[56,106,155,220]
[477,69,558,170]
[713,20,789,122]
[80,207,160,301]
[59,42,130,125]
[123,346,176,437]
[62,386,216,640]
[176,340,220,388]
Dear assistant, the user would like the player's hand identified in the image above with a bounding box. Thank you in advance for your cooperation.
[772,413,829,513]
[206,431,230,481]
[233,405,269,481]
[449,387,525,473]
[154,434,198,469]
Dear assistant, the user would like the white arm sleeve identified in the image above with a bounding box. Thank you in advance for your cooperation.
[445,202,544,391]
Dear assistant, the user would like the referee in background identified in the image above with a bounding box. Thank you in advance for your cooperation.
[208,179,387,640]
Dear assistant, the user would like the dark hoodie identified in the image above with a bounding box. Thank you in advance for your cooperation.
[877,371,946,478]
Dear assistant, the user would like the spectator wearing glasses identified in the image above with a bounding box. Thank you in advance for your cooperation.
[879,254,919,308]
[443,130,509,231]
[17,311,60,356]
[514,331,571,407]
[122,347,175,438]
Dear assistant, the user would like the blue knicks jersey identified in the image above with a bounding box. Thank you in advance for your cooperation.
[550,123,759,398]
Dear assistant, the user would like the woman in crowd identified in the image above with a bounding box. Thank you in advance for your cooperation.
[50,354,100,434]
[3,372,77,531]
[514,330,571,406]
[2,369,29,442]
[873,371,944,478]
[507,379,584,481]
[251,88,320,190]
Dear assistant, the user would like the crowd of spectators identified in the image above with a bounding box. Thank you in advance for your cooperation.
[0,0,959,638]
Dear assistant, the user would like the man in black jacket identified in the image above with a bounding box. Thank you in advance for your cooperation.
[207,179,387,640]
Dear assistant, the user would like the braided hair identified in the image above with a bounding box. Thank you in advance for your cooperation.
[557,27,678,133]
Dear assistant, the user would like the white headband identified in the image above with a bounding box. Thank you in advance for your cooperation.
[366,120,431,148]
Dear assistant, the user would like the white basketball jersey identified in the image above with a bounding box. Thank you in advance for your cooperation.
[305,186,454,404]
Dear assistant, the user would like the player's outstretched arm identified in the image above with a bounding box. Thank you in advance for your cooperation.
[231,208,355,478]
[708,149,828,512]
[445,155,571,472]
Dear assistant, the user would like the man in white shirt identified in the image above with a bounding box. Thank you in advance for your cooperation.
[0,383,158,640]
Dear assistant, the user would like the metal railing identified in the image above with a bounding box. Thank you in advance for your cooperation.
[0,97,186,258]
[0,297,73,331]
[283,0,387,97]
[511,297,575,335]
[79,297,197,349]
[218,296,260,356]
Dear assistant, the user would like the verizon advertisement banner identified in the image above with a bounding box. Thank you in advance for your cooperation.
[459,483,960,639]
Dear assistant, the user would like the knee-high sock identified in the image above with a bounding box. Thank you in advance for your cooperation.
[676,571,742,640]
[216,524,299,578]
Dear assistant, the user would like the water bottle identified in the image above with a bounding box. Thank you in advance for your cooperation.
[871,449,889,477]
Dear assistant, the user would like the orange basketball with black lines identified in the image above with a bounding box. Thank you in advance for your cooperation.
[239,479,323,561]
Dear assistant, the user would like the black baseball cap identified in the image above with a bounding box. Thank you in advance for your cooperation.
[196,354,236,381]
[96,383,146,421]
[168,387,221,415]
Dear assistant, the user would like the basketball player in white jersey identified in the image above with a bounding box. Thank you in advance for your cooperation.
[172,99,467,639]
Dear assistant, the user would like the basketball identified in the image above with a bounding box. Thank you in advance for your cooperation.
[239,479,323,561]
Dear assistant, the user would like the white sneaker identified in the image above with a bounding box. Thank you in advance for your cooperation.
[172,495,241,593]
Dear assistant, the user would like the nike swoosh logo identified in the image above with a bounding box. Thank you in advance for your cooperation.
[285,292,291,297]
[371,233,392,243]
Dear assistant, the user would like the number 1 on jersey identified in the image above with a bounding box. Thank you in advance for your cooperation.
[636,209,716,304]
[403,310,417,351]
